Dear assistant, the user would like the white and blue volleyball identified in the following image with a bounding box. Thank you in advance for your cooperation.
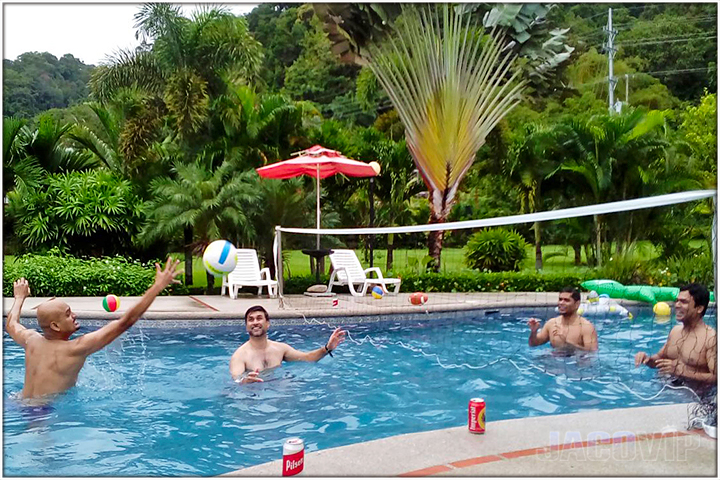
[203,240,237,276]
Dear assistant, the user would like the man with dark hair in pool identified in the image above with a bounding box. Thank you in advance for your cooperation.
[635,283,716,384]
[230,305,346,383]
[5,258,182,400]
[527,286,598,352]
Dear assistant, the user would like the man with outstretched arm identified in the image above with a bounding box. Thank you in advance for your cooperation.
[230,305,346,383]
[635,283,716,384]
[5,258,182,400]
[527,286,598,352]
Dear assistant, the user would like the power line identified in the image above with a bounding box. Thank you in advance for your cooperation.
[629,66,717,78]
[618,32,717,46]
[573,65,717,88]
[618,35,716,48]
[574,14,716,42]
[564,5,651,26]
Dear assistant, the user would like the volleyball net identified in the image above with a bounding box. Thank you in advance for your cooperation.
[271,190,717,421]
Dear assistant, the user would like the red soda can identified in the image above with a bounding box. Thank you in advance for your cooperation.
[332,298,339,308]
[282,438,304,476]
[468,398,486,434]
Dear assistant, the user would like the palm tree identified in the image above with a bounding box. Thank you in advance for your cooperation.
[137,159,260,292]
[250,177,316,279]
[556,109,669,265]
[67,102,125,175]
[210,84,320,170]
[89,4,263,148]
[505,123,568,270]
[364,137,424,272]
[366,5,525,270]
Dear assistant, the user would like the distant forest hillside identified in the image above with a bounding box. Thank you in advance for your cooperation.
[3,52,95,118]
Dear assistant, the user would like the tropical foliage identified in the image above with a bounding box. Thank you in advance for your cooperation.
[2,3,716,294]
[7,170,143,256]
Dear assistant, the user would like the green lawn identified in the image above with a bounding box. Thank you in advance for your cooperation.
[177,242,662,288]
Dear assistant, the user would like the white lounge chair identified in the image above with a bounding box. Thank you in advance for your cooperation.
[327,249,401,297]
[221,249,278,298]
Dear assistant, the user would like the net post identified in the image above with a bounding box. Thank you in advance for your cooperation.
[275,226,284,308]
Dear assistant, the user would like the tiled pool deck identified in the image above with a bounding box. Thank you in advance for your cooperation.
[4,292,717,476]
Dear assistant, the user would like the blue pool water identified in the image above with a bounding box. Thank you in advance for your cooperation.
[3,311,715,476]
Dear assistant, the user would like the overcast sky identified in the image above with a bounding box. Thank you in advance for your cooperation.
[3,3,259,65]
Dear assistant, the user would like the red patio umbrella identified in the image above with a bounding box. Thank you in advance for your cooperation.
[256,145,381,250]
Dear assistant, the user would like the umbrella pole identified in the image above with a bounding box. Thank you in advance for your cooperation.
[316,165,321,284]
[316,165,321,250]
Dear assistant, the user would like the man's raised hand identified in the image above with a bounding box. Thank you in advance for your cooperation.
[327,327,347,351]
[13,278,30,299]
[155,257,183,289]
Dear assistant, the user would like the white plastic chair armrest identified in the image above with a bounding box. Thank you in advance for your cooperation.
[259,267,271,280]
[364,267,384,280]
[332,266,349,284]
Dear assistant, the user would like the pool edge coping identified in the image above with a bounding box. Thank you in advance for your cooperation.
[223,403,717,477]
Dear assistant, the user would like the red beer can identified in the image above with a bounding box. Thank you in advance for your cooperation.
[468,398,486,434]
[282,438,305,476]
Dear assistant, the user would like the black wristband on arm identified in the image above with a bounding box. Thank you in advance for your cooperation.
[324,344,334,357]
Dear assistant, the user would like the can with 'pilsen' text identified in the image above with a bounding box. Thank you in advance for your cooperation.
[282,438,304,476]
[468,398,486,434]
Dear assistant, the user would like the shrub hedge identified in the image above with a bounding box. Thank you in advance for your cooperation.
[3,251,189,297]
[3,252,713,297]
[396,271,594,293]
[279,272,593,294]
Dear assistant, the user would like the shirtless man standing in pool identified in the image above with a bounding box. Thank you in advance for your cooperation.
[635,283,716,385]
[527,287,598,352]
[5,258,181,400]
[230,305,346,383]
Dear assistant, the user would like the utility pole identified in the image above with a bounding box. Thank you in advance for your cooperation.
[603,8,618,114]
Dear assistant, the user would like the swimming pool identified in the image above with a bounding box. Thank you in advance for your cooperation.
[3,310,714,476]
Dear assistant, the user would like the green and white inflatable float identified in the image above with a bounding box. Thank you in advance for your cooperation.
[581,279,715,304]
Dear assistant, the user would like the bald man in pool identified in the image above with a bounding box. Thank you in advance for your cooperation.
[5,258,181,400]
[230,305,346,383]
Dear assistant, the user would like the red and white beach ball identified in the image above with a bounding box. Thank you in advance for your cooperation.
[103,294,120,312]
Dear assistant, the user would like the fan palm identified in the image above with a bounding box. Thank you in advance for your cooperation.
[366,5,525,270]
[4,115,99,193]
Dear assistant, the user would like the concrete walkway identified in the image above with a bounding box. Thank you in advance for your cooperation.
[224,404,716,477]
[4,291,595,321]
